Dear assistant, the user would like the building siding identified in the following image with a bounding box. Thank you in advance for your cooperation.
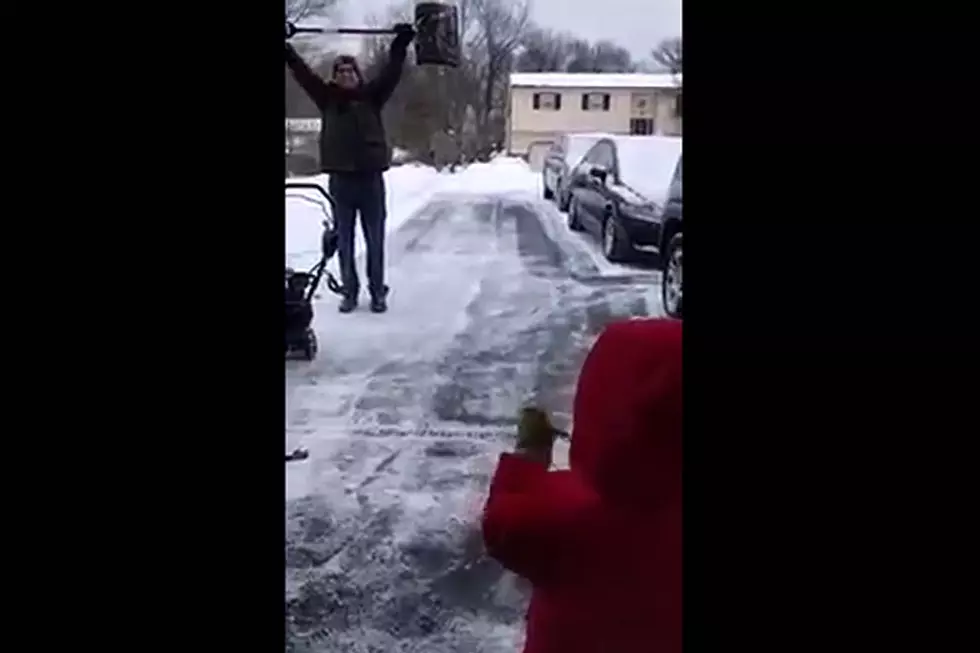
[507,84,681,156]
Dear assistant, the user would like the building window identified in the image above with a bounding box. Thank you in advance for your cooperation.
[533,92,562,111]
[630,118,655,135]
[581,92,611,111]
[674,92,682,117]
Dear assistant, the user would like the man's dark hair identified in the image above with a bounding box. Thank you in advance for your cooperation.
[332,55,363,83]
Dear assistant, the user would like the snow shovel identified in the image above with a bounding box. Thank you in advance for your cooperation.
[286,2,460,68]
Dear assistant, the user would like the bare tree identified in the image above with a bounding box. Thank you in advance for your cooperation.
[469,0,531,151]
[354,0,489,164]
[565,39,635,72]
[651,37,682,74]
[285,0,339,22]
[447,0,492,160]
[353,4,443,162]
[590,40,636,72]
[516,27,635,73]
[514,27,576,72]
[285,0,344,118]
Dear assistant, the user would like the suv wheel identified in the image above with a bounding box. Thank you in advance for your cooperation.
[602,215,631,262]
[661,233,682,319]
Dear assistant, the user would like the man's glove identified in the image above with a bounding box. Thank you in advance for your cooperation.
[515,406,558,467]
[286,22,297,39]
[392,22,416,44]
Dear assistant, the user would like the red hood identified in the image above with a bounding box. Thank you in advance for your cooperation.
[569,318,682,507]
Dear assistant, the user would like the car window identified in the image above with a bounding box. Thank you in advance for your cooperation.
[593,143,615,171]
[582,143,600,164]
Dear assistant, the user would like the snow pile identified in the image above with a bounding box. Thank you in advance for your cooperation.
[531,194,640,278]
[440,157,540,197]
[286,159,540,273]
[286,163,443,271]
[286,159,539,273]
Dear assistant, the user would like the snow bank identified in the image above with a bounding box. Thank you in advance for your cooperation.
[286,158,544,271]
[531,190,645,278]
[440,157,540,196]
[286,164,443,270]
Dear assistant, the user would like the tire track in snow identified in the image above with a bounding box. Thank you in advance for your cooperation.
[425,199,655,430]
[285,200,501,448]
[285,198,526,652]
[285,194,658,653]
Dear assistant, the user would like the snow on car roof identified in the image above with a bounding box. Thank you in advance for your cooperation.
[607,135,682,203]
[509,72,682,89]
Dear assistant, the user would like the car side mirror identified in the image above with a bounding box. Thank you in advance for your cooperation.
[588,165,608,183]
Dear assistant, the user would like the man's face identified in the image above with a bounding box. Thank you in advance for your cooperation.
[333,63,360,89]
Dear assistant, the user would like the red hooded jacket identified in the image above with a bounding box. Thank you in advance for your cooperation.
[482,318,682,653]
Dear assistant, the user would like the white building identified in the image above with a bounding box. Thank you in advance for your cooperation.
[506,72,682,158]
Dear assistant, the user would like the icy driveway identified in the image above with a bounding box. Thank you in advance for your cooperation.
[285,162,662,652]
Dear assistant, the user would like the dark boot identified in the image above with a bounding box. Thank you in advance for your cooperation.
[370,285,389,313]
[339,296,358,313]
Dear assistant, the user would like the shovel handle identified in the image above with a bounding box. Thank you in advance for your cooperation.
[331,27,399,35]
[291,26,397,35]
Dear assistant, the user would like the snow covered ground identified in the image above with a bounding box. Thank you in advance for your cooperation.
[286,159,658,281]
[284,158,662,652]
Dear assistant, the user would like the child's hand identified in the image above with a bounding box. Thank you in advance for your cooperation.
[515,407,557,467]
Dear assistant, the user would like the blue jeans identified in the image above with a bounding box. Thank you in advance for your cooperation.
[328,172,387,300]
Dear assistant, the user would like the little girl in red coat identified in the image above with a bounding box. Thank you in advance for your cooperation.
[482,318,682,653]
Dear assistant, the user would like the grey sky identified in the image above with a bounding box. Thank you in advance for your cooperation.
[321,0,681,60]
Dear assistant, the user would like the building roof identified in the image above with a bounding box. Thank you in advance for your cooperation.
[509,72,681,89]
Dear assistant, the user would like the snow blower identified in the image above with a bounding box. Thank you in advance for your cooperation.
[286,2,461,68]
[285,181,346,361]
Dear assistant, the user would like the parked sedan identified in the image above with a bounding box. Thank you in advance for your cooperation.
[541,133,607,211]
[565,136,682,267]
